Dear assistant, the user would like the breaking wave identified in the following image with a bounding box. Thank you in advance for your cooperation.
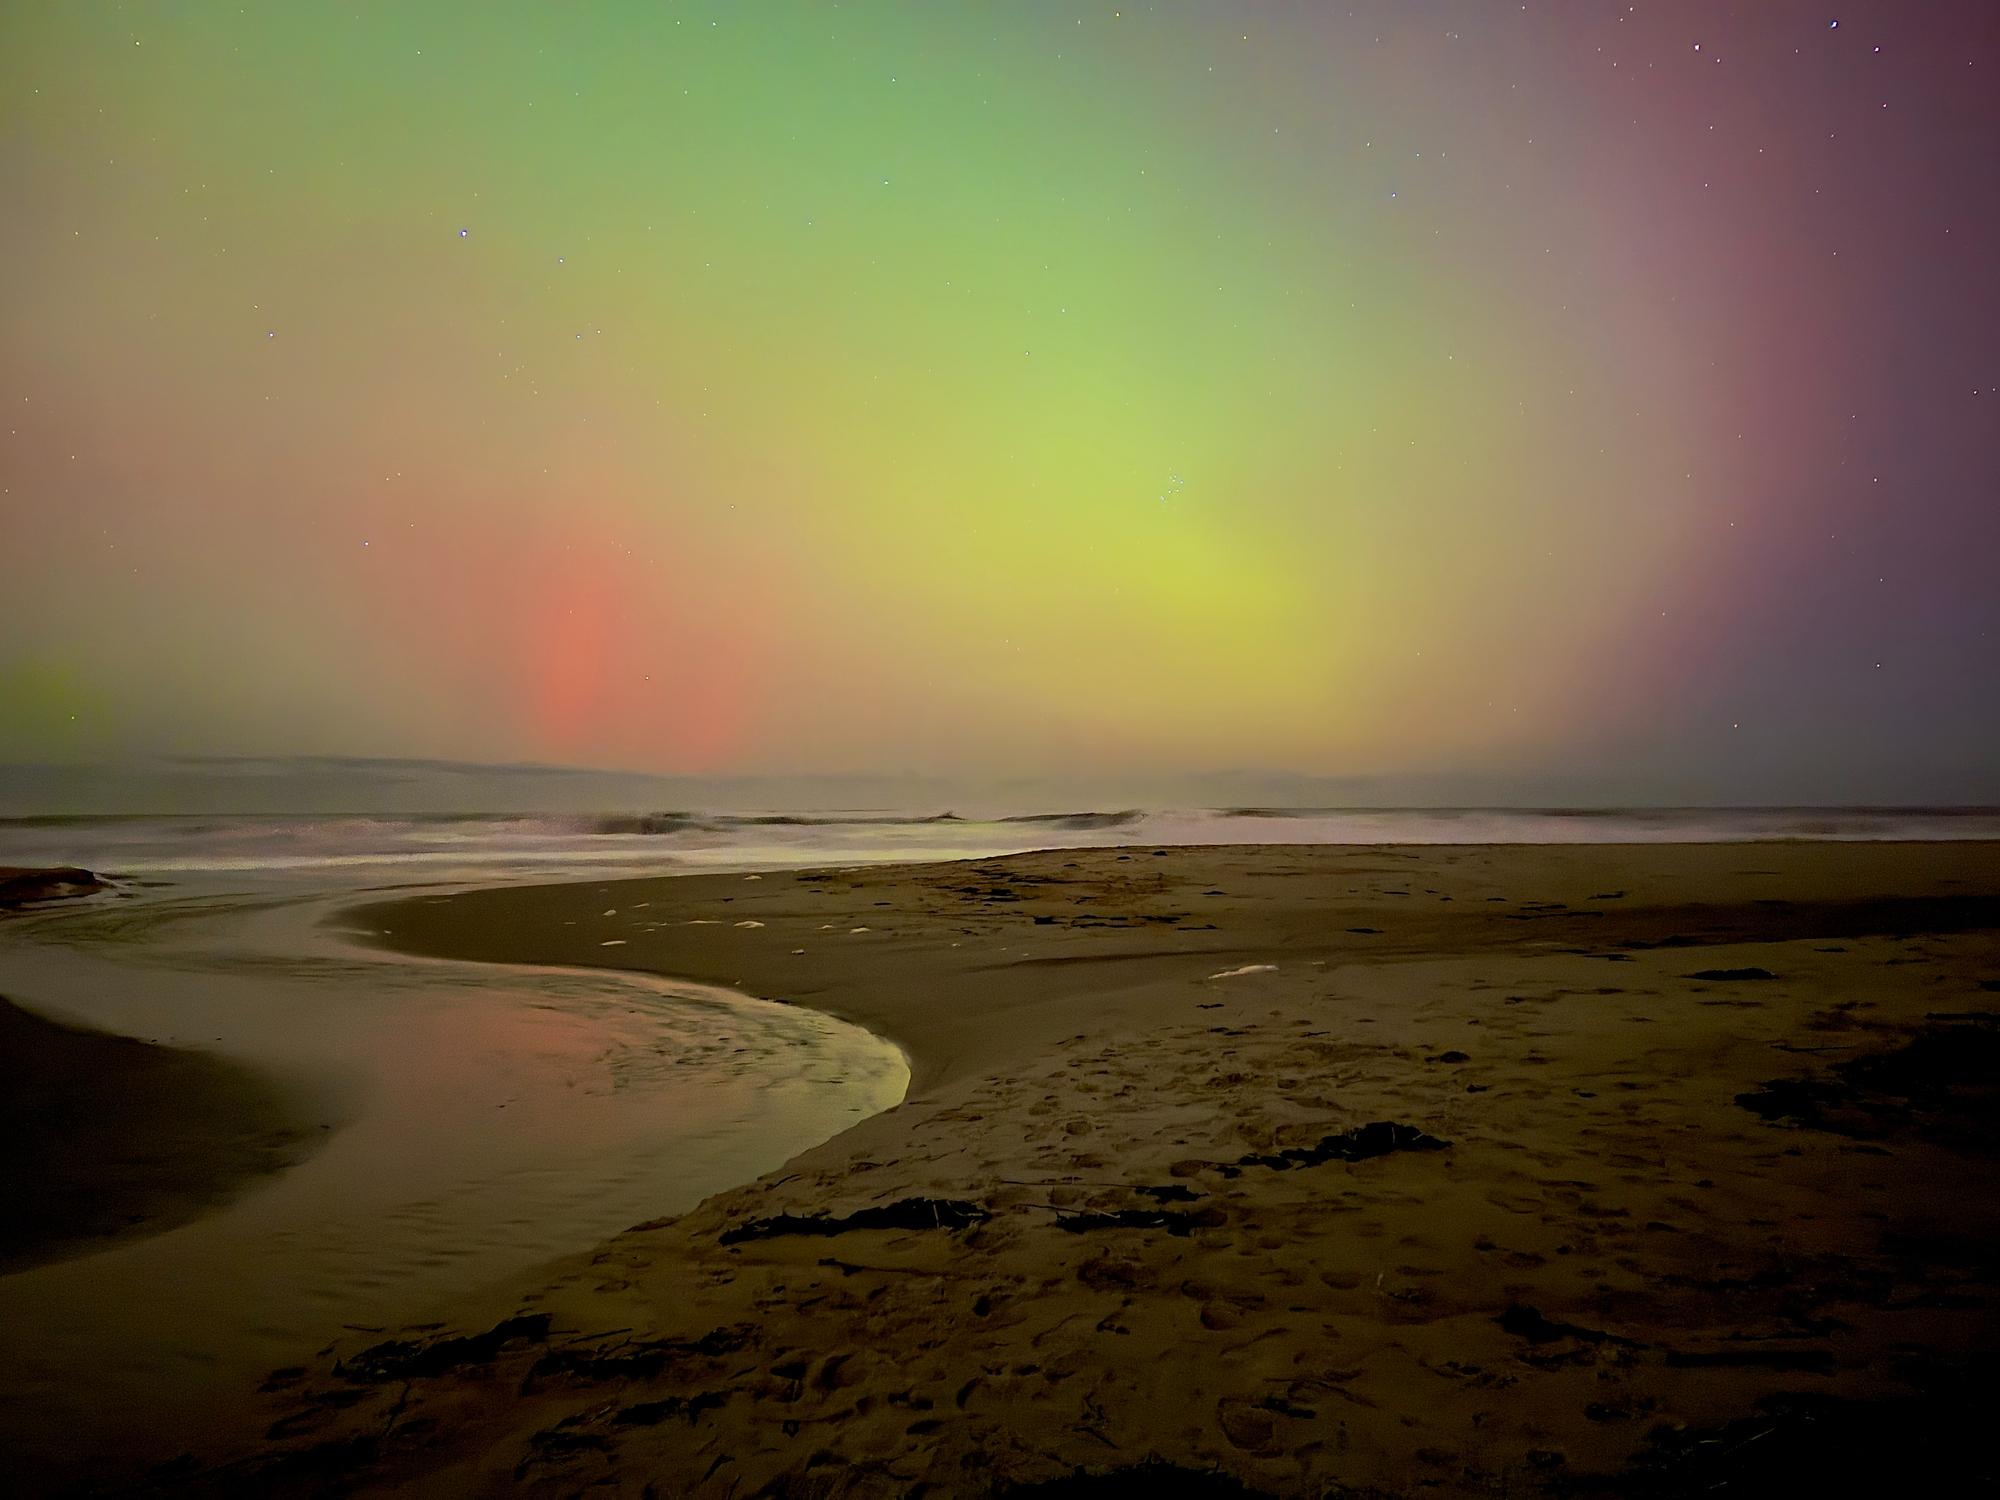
[3,806,1994,893]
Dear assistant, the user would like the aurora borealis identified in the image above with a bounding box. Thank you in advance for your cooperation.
[3,3,1996,800]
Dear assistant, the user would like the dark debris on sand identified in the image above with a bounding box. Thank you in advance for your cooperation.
[332,1313,552,1383]
[524,1324,752,1389]
[1496,1303,1634,1348]
[0,865,106,908]
[1053,1206,1228,1237]
[1735,1018,2000,1152]
[720,1196,990,1244]
[1228,1121,1450,1175]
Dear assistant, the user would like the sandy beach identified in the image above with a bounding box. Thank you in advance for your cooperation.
[108,839,1992,1497]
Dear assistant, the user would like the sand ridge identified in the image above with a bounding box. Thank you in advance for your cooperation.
[182,843,2000,1496]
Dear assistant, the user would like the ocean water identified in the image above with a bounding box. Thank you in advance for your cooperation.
[4,803,1996,896]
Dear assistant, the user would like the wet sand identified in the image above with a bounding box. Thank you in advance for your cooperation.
[0,884,904,1496]
[0,996,321,1274]
[1,866,323,1273]
[131,844,2000,1492]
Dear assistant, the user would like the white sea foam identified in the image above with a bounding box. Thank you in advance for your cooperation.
[1,805,1992,899]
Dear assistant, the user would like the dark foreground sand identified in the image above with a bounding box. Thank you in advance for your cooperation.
[3,865,321,1273]
[0,997,321,1274]
[141,844,2000,1494]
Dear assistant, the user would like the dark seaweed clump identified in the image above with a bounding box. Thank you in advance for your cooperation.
[1736,1019,2000,1152]
[1230,1120,1449,1174]
[721,1197,989,1244]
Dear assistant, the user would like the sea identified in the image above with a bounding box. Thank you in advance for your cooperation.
[5,803,1996,893]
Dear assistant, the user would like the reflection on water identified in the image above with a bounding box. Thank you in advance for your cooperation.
[0,886,907,1483]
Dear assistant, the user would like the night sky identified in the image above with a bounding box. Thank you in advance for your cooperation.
[3,3,1995,800]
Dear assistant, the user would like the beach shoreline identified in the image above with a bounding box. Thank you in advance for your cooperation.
[60,841,2000,1493]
